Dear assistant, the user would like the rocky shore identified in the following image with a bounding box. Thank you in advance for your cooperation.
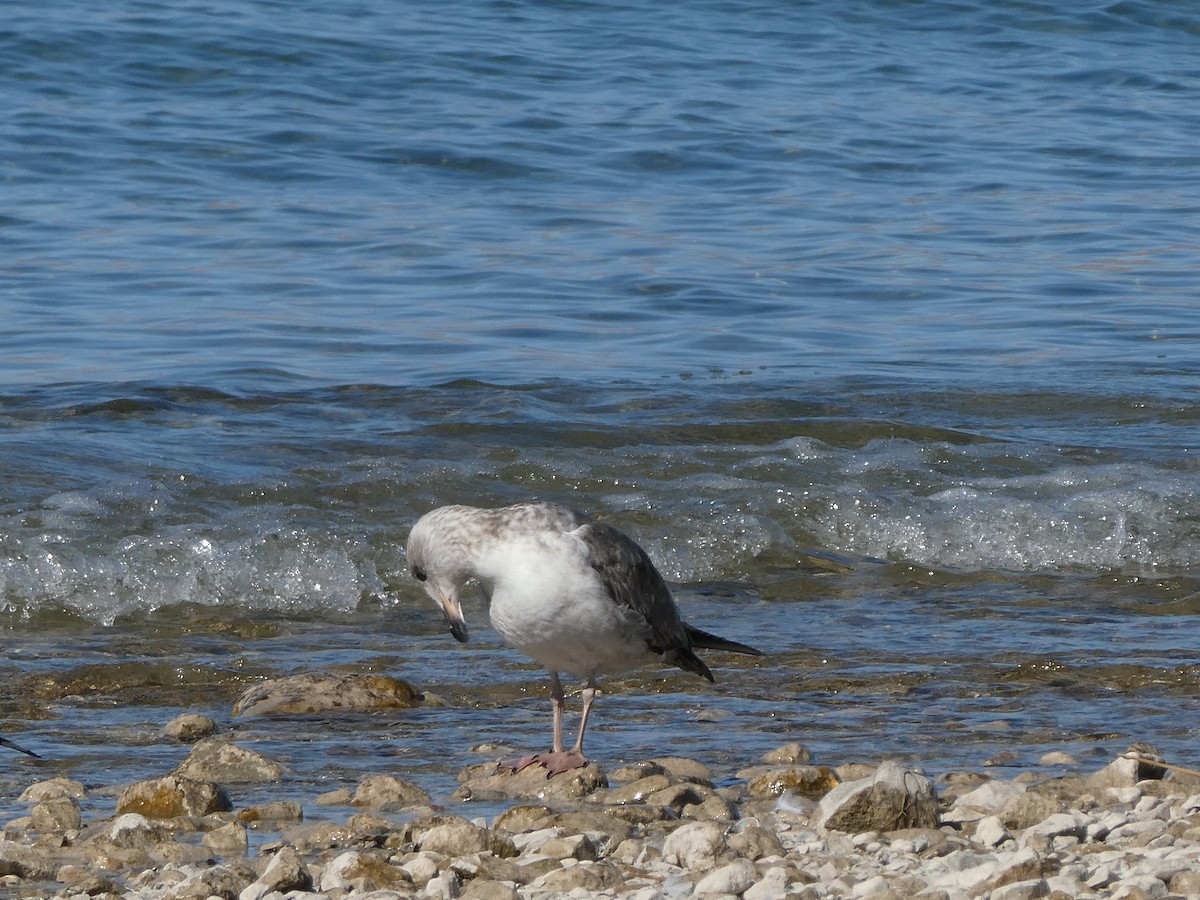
[3,712,1200,900]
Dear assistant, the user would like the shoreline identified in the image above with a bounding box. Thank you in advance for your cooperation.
[3,727,1199,900]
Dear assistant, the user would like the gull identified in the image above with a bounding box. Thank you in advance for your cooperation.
[406,501,762,774]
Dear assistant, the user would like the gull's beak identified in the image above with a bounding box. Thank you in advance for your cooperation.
[438,594,469,644]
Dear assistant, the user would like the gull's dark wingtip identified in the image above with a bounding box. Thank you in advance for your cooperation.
[0,736,41,759]
[685,625,763,658]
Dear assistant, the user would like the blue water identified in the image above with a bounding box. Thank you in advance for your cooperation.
[1,0,1199,821]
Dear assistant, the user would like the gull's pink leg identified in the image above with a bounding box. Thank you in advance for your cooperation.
[536,676,595,775]
[500,671,567,772]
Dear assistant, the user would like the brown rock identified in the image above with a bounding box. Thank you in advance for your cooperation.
[236,799,303,824]
[55,863,122,895]
[232,672,421,716]
[320,849,413,893]
[117,775,232,818]
[351,773,432,810]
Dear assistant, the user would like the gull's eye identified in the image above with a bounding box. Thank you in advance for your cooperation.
[412,566,428,582]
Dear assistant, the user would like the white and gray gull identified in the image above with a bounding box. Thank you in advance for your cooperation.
[406,501,762,774]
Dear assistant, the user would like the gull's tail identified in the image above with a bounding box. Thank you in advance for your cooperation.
[663,626,763,683]
[0,736,41,759]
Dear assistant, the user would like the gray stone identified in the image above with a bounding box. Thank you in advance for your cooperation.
[31,796,82,832]
[816,761,938,833]
[175,737,283,783]
[257,845,312,893]
[19,777,86,803]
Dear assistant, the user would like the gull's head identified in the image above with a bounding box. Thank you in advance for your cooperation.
[406,506,476,644]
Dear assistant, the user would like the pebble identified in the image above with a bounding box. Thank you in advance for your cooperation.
[0,739,1197,900]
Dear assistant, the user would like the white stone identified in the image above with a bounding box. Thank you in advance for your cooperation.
[693,859,757,895]
[1110,874,1169,899]
[423,871,460,900]
[990,878,1050,900]
[850,873,890,897]
[955,779,1027,813]
[743,867,789,900]
[975,815,1011,847]
[662,821,729,871]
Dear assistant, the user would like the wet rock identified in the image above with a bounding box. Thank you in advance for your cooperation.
[31,796,81,832]
[235,799,303,825]
[610,761,667,782]
[662,820,731,871]
[745,765,840,799]
[454,759,608,802]
[351,773,432,810]
[174,736,283,783]
[117,774,232,818]
[816,760,938,833]
[163,713,217,742]
[232,672,422,717]
[19,777,86,803]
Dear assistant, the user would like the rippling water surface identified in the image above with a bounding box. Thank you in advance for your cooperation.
[2,0,1199,824]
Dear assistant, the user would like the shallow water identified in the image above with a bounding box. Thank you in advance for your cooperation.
[2,0,1199,824]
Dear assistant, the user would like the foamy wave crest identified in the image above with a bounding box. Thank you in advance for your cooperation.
[0,524,382,625]
[799,441,1199,574]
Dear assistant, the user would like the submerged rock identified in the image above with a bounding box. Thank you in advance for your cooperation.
[163,713,218,743]
[174,737,283,783]
[454,759,608,802]
[232,672,422,717]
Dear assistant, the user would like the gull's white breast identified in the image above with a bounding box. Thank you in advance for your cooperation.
[481,527,654,679]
